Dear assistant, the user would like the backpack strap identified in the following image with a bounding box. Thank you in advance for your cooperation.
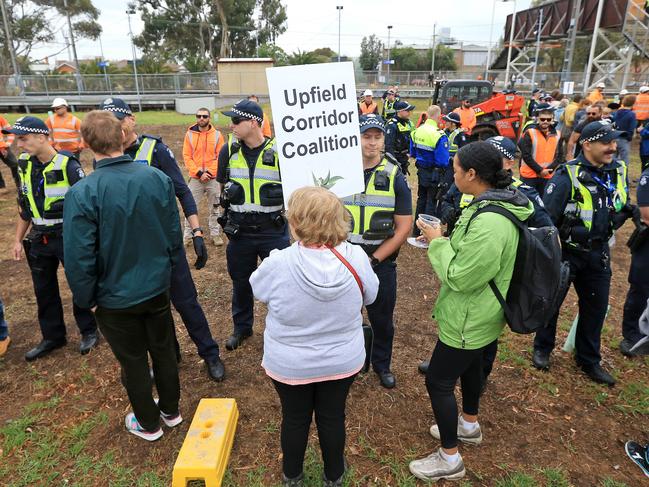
[328,245,364,295]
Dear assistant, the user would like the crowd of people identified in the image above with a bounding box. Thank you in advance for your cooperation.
[0,80,648,484]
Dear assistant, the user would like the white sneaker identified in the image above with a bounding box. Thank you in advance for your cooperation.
[409,449,465,481]
[124,412,163,441]
[153,398,183,427]
[430,417,482,445]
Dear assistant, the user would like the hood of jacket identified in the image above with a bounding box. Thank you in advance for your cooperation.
[471,187,534,222]
[188,123,216,134]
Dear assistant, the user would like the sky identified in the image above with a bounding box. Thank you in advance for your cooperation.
[29,0,533,65]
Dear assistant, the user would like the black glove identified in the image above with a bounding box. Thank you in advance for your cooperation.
[192,235,208,270]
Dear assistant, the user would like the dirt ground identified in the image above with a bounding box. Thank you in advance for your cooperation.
[1,124,648,487]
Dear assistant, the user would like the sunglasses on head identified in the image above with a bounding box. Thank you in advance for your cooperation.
[196,114,210,119]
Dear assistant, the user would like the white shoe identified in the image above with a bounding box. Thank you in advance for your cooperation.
[430,417,482,445]
[409,449,465,481]
[124,412,163,441]
[153,398,183,427]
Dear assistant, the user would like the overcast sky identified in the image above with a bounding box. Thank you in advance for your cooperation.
[30,0,533,64]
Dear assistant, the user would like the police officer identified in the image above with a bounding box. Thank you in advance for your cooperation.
[7,116,98,361]
[382,88,397,120]
[101,98,225,382]
[217,100,290,351]
[442,111,467,163]
[533,121,633,385]
[344,114,413,388]
[410,105,450,235]
[620,167,649,356]
[419,135,553,377]
[385,100,415,175]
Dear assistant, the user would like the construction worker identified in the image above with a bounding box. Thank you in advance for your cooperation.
[7,116,98,361]
[533,121,633,386]
[100,98,225,382]
[385,100,415,174]
[410,105,450,234]
[587,82,606,103]
[633,85,649,127]
[217,99,290,351]
[45,98,83,157]
[443,111,467,162]
[382,88,397,120]
[182,107,226,247]
[358,89,379,115]
[0,114,20,190]
[247,95,272,138]
[518,103,560,194]
[567,103,603,159]
[453,97,476,135]
[344,114,412,388]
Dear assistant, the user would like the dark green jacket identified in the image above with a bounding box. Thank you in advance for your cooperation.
[63,155,182,309]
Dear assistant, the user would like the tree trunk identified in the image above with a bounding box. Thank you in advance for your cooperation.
[213,0,229,58]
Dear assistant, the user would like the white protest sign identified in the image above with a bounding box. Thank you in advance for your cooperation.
[266,61,364,202]
[562,81,574,95]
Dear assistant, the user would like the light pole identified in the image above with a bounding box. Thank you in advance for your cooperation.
[485,0,497,80]
[504,0,517,90]
[63,0,83,94]
[0,0,24,96]
[430,23,437,76]
[126,4,142,112]
[98,36,113,94]
[336,6,343,62]
[387,25,393,85]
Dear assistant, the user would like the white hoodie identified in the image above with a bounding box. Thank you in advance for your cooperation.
[250,241,379,383]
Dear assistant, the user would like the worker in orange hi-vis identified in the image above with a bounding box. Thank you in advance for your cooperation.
[0,114,20,189]
[45,98,84,157]
[453,97,476,135]
[587,82,606,103]
[633,85,649,127]
[248,95,272,137]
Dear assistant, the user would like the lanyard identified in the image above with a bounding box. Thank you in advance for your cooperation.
[591,172,623,210]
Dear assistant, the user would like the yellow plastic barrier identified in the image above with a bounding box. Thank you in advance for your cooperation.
[172,398,239,487]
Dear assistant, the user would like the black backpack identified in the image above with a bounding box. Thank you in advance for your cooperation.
[467,204,570,334]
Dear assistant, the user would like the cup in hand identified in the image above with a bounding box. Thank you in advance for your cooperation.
[418,214,441,228]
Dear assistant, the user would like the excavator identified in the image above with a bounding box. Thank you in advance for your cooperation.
[432,79,526,141]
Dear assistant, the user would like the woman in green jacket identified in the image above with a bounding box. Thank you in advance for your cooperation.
[409,142,533,482]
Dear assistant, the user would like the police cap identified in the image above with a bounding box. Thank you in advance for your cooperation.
[579,120,626,144]
[221,99,264,123]
[487,136,517,160]
[100,98,133,120]
[393,100,415,112]
[359,114,386,133]
[2,116,49,136]
[442,112,462,125]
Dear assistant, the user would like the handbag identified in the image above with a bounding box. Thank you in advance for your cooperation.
[328,245,374,373]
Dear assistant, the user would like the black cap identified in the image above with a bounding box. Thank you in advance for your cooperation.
[442,112,462,125]
[359,114,386,133]
[534,102,556,115]
[221,99,264,123]
[100,98,133,120]
[579,120,626,143]
[2,116,49,135]
[532,88,542,94]
[487,136,517,160]
[393,100,415,112]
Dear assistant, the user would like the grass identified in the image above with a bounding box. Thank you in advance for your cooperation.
[494,470,538,487]
[497,338,528,367]
[614,381,649,416]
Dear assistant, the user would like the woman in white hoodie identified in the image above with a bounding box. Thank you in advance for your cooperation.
[251,186,379,487]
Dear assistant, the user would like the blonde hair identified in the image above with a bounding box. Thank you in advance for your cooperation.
[426,105,441,118]
[287,186,350,247]
[81,110,123,154]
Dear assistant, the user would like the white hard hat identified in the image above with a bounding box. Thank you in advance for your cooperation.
[596,82,606,89]
[620,89,629,96]
[640,86,649,93]
[363,89,373,97]
[51,97,68,107]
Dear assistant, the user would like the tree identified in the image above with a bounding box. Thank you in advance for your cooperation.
[287,49,319,65]
[359,34,383,70]
[430,45,456,71]
[258,43,288,66]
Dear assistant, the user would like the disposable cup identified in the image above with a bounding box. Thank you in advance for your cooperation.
[418,214,441,228]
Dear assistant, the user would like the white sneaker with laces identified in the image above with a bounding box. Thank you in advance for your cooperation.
[430,417,482,445]
[124,412,163,441]
[409,449,465,481]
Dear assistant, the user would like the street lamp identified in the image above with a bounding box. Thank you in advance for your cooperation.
[387,25,393,85]
[485,0,498,81]
[336,6,343,62]
[504,0,517,90]
[126,4,142,112]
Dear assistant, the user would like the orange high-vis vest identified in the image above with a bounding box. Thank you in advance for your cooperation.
[587,89,604,103]
[359,100,378,115]
[0,116,14,149]
[45,113,83,153]
[520,128,558,179]
[262,113,272,138]
[633,92,649,121]
[453,106,476,135]
[182,124,224,178]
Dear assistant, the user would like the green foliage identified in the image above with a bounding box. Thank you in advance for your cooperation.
[494,470,538,487]
[359,34,383,70]
[389,44,456,72]
[539,467,572,487]
[312,171,344,189]
[614,381,649,416]
[258,43,289,66]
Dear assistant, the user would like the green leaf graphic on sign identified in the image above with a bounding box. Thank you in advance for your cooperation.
[312,171,344,190]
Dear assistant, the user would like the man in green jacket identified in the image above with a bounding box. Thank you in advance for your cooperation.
[63,111,183,441]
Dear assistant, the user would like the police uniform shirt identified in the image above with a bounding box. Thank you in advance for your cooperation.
[632,168,649,280]
[18,151,85,229]
[124,135,198,218]
[385,118,412,158]
[363,162,412,216]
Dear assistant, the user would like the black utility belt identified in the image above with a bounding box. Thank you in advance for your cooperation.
[229,213,284,232]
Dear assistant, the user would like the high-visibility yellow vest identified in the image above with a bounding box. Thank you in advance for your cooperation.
[133,137,158,165]
[18,152,71,226]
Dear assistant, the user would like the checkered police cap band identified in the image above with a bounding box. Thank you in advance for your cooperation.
[490,141,514,160]
[12,122,48,135]
[230,107,262,123]
[581,130,609,143]
[359,118,385,129]
[104,106,132,116]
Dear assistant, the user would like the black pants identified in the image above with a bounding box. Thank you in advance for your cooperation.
[641,154,649,173]
[481,339,498,384]
[425,339,490,449]
[0,149,20,189]
[365,260,397,372]
[96,292,180,432]
[622,281,649,344]
[27,235,96,341]
[414,167,452,233]
[170,246,220,360]
[272,375,356,481]
[534,248,611,366]
[226,232,289,335]
[520,176,549,195]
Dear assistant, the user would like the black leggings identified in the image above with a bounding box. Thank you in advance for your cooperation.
[425,339,495,449]
[272,375,356,481]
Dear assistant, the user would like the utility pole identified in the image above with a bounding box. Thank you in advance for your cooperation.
[530,8,543,89]
[126,4,142,112]
[485,0,497,80]
[561,0,582,83]
[583,0,605,94]
[387,25,393,85]
[98,36,112,94]
[62,0,84,94]
[504,0,517,90]
[430,23,437,76]
[0,0,24,95]
[336,6,343,62]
